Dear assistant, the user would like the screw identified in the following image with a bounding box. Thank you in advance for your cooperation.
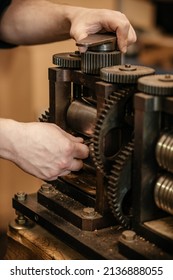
[40,183,53,193]
[15,214,27,225]
[121,230,136,242]
[82,207,96,218]
[15,192,27,201]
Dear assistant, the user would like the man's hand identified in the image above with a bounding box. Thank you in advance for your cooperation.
[0,119,89,180]
[69,8,137,53]
[0,1,136,53]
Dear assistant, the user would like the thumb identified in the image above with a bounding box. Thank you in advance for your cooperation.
[70,28,88,53]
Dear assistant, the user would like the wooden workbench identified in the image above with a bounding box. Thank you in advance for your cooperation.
[4,223,85,260]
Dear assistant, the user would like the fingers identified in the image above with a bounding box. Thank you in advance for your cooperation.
[73,141,89,159]
[116,22,137,53]
[46,146,87,180]
[70,9,137,54]
[56,125,84,143]
[69,158,83,172]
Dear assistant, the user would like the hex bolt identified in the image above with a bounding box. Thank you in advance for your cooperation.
[40,183,53,193]
[16,213,27,225]
[121,230,136,242]
[15,192,27,201]
[82,207,96,218]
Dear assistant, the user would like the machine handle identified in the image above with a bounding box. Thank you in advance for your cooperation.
[76,33,117,48]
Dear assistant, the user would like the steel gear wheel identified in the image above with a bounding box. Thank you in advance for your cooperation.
[100,64,155,84]
[53,51,81,69]
[81,51,121,75]
[91,89,133,173]
[107,141,134,228]
[138,74,173,96]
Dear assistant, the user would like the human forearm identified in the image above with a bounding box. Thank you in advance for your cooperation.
[0,118,21,161]
[0,0,73,45]
[0,118,89,180]
[0,0,136,52]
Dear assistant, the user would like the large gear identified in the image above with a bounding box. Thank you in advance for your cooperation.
[91,89,133,173]
[100,64,155,84]
[107,141,134,228]
[138,74,173,96]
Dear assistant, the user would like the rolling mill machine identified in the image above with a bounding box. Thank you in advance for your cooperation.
[12,34,173,259]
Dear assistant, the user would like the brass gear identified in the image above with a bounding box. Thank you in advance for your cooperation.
[138,74,173,96]
[100,64,155,84]
[91,89,133,173]
[107,142,134,228]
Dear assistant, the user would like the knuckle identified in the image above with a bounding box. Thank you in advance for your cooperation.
[64,140,74,156]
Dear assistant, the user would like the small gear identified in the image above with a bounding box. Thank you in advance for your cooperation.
[53,52,81,69]
[138,74,173,96]
[100,64,155,84]
[91,89,133,173]
[107,142,134,228]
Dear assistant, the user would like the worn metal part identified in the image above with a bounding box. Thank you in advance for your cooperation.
[138,74,173,96]
[91,89,133,173]
[66,100,97,136]
[15,192,27,202]
[118,229,172,260]
[53,52,81,69]
[156,131,173,172]
[107,142,134,228]
[13,193,173,260]
[154,174,173,215]
[100,64,155,84]
[81,51,121,75]
[12,32,173,259]
[76,33,117,50]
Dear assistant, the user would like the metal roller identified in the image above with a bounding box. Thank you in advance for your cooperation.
[154,174,173,215]
[156,131,173,173]
[66,100,97,136]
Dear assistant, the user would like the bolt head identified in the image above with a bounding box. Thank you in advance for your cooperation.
[121,230,136,242]
[81,207,96,218]
[40,184,53,193]
[15,192,27,201]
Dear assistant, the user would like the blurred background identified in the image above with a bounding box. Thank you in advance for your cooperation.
[0,0,173,231]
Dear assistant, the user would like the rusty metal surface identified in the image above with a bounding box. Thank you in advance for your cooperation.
[12,33,173,259]
[12,193,124,260]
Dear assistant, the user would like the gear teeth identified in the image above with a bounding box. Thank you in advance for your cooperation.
[81,51,121,75]
[107,142,134,228]
[39,109,50,122]
[53,52,81,69]
[91,90,131,173]
[138,74,173,96]
[100,65,155,84]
